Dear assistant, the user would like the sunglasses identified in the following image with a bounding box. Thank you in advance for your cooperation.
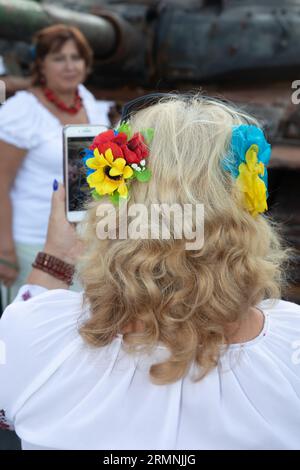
[120,92,195,123]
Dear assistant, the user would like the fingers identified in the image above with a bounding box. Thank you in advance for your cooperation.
[51,181,66,219]
[2,278,15,288]
[0,265,19,287]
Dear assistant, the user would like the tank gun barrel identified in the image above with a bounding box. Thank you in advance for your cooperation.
[0,0,118,58]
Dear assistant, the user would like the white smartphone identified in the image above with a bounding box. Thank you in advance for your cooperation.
[63,124,107,223]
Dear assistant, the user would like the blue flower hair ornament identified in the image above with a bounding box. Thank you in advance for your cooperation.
[222,125,272,217]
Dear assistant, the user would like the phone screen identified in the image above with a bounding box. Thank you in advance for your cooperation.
[66,136,95,212]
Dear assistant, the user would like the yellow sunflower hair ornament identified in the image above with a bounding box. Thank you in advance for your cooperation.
[222,125,272,217]
[83,123,153,204]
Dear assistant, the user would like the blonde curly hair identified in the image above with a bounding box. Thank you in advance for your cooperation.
[78,94,291,385]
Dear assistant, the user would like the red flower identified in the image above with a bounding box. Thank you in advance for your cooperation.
[122,133,149,164]
[90,130,128,158]
[90,130,149,165]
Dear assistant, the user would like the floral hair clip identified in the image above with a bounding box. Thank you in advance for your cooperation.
[83,123,153,204]
[222,125,271,217]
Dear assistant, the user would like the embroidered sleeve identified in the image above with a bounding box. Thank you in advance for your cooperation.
[13,284,48,303]
[0,409,14,431]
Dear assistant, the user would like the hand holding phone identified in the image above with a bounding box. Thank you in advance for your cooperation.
[63,124,107,223]
[45,183,80,265]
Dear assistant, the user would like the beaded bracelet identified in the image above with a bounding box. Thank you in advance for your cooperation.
[32,252,75,286]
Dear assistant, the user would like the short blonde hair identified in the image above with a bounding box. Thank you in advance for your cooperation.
[79,94,290,384]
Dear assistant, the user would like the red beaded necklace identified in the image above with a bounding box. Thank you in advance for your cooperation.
[42,87,82,114]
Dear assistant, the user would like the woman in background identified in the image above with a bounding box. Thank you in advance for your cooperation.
[0,24,111,306]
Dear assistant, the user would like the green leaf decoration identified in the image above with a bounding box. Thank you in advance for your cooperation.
[110,191,130,205]
[117,122,132,139]
[141,128,154,145]
[109,192,121,205]
[91,190,103,201]
[135,168,152,182]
